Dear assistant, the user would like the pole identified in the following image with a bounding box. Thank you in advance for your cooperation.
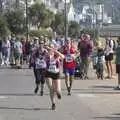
[25,0,29,41]
[65,0,68,41]
[92,0,96,41]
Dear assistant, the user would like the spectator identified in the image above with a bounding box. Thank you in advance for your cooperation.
[2,37,11,66]
[115,37,120,89]
[104,37,114,79]
[0,39,3,66]
[78,34,92,79]
[14,37,23,68]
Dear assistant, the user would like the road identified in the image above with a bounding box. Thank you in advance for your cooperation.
[0,67,120,120]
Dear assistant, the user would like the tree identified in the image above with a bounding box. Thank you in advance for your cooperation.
[28,3,54,29]
[51,13,65,35]
[0,16,10,37]
[0,0,4,13]
[5,10,25,34]
[68,21,80,37]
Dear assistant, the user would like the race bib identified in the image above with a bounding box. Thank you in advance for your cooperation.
[48,63,59,73]
[35,58,46,69]
[65,54,73,63]
[48,64,56,72]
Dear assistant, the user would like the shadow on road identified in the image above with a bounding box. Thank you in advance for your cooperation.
[93,116,120,120]
[0,93,49,96]
[0,106,50,111]
[91,85,115,89]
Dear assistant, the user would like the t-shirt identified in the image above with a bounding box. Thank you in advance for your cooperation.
[78,40,92,58]
[63,46,76,69]
[116,45,120,65]
[14,41,23,54]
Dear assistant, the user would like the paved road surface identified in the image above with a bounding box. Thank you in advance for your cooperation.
[0,67,120,120]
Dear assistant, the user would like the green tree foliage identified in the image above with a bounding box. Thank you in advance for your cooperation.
[81,28,99,40]
[51,13,65,35]
[28,3,54,29]
[5,10,25,34]
[68,21,80,37]
[0,16,10,37]
[30,29,52,38]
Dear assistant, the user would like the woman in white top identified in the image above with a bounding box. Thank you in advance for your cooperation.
[45,43,64,110]
[104,38,114,79]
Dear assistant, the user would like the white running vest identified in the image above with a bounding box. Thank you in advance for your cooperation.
[48,58,59,73]
[35,57,47,69]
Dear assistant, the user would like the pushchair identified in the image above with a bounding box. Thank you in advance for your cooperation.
[74,56,82,78]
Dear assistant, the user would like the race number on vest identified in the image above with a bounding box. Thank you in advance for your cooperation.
[48,61,59,73]
[65,54,73,63]
[35,58,46,69]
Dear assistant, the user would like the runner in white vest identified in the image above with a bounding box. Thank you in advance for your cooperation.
[45,43,64,110]
[31,40,47,96]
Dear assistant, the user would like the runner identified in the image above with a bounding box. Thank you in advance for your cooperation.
[31,40,47,96]
[45,43,64,110]
[63,38,76,95]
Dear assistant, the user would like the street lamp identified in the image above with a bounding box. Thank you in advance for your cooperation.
[25,0,29,41]
[64,0,68,41]
[64,0,70,41]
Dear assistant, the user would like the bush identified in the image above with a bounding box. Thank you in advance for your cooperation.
[29,29,52,38]
[81,29,99,40]
[0,16,10,37]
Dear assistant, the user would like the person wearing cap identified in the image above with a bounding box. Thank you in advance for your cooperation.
[115,37,120,89]
[31,40,48,96]
[62,38,76,95]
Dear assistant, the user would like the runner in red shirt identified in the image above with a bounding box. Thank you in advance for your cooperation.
[63,38,76,95]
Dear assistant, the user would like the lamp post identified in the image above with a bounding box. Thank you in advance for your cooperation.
[25,0,29,41]
[64,0,68,41]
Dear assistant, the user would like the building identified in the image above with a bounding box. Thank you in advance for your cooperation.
[73,0,112,28]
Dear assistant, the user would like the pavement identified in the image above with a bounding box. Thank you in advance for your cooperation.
[0,66,120,120]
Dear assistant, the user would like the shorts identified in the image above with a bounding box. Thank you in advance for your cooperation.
[64,68,75,76]
[116,64,120,73]
[46,71,60,80]
[105,53,113,61]
[33,68,46,84]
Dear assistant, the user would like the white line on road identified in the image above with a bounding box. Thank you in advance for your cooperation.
[77,94,97,98]
[0,96,8,99]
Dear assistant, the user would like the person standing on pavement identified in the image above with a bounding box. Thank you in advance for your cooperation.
[0,39,3,66]
[45,43,64,110]
[2,37,11,66]
[63,38,76,95]
[10,34,16,66]
[78,34,92,79]
[31,40,47,96]
[14,37,23,68]
[115,37,120,89]
[104,37,114,79]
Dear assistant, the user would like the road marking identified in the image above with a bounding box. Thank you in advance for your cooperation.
[77,94,97,98]
[0,96,8,99]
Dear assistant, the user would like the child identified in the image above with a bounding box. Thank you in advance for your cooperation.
[115,38,120,89]
[96,47,105,80]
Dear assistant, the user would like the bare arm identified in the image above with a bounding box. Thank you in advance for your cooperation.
[45,46,65,59]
